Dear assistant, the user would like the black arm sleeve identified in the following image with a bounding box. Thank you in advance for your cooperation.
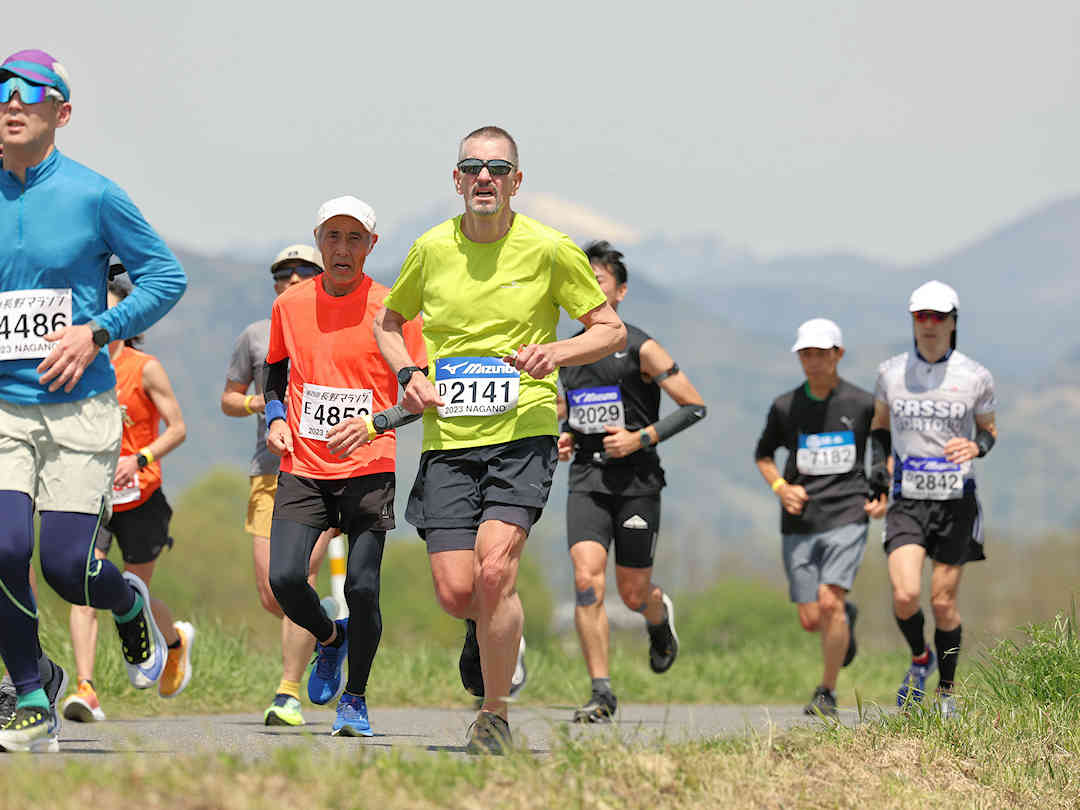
[653,404,706,443]
[263,358,289,405]
[868,427,892,497]
[975,428,995,457]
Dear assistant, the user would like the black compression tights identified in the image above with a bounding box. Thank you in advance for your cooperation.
[268,519,386,696]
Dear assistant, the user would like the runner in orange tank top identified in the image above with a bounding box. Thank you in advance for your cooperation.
[61,276,195,723]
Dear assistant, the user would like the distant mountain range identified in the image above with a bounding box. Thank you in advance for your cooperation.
[139,193,1080,590]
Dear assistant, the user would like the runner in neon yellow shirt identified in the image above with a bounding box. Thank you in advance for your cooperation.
[375,125,626,754]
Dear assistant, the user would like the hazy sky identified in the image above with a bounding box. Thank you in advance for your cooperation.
[11,1,1080,264]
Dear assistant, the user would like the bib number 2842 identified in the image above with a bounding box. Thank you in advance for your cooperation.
[435,357,519,418]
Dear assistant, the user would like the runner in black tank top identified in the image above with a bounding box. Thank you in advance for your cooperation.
[557,241,707,723]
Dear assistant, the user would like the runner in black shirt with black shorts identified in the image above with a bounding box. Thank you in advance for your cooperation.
[755,318,884,717]
[558,241,706,723]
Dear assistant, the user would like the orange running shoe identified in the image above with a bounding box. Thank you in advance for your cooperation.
[159,621,196,699]
[61,680,106,723]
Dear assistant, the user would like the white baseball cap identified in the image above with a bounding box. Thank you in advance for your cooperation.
[314,196,377,235]
[791,318,843,352]
[270,244,323,273]
[908,280,958,313]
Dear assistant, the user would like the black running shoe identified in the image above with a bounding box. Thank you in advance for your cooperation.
[41,657,68,737]
[573,690,617,723]
[842,602,858,668]
[465,711,512,755]
[0,704,57,752]
[460,619,484,697]
[803,686,838,718]
[648,594,680,674]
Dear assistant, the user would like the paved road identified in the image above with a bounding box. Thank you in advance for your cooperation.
[6,703,863,760]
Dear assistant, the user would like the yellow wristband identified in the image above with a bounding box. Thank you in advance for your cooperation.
[364,418,377,443]
[243,394,255,414]
[771,477,786,493]
[140,447,155,466]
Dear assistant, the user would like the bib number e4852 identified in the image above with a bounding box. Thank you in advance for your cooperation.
[298,384,373,440]
[435,357,519,418]
[567,386,625,434]
[112,473,141,506]
[0,289,72,360]
[900,457,963,500]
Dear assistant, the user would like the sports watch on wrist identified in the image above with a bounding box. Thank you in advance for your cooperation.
[88,320,110,348]
[639,429,653,448]
[396,366,426,387]
[136,453,150,469]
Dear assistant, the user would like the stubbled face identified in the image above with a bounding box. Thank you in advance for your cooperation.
[591,261,626,310]
[798,347,842,380]
[454,135,521,217]
[0,87,68,152]
[317,215,377,290]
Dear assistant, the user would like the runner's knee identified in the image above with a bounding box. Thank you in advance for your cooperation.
[817,586,845,616]
[930,592,957,623]
[892,586,921,614]
[434,581,473,618]
[617,580,650,613]
[798,604,821,632]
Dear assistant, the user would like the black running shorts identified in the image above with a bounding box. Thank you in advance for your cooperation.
[567,490,661,569]
[883,490,985,565]
[406,436,558,551]
[96,489,174,565]
[272,471,395,537]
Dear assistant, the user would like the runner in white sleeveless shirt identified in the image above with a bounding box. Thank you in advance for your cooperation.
[869,281,998,718]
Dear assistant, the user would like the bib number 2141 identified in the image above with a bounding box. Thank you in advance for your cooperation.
[435,357,519,418]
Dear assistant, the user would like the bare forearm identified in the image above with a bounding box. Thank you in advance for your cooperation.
[145,422,186,460]
[756,457,781,487]
[551,321,626,368]
[373,310,416,375]
[221,390,257,417]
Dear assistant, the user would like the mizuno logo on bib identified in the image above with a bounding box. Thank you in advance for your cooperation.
[435,357,519,418]
[0,289,72,360]
[900,457,963,500]
[299,384,372,440]
[796,431,855,475]
[567,386,625,434]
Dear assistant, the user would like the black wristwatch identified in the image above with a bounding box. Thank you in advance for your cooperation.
[136,452,150,469]
[639,429,654,448]
[397,366,426,387]
[88,319,110,348]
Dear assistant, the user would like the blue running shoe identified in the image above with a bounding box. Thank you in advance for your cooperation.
[115,571,167,689]
[308,618,348,705]
[896,650,937,708]
[331,692,373,737]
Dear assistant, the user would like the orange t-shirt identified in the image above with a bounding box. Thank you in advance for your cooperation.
[111,346,162,512]
[266,275,426,480]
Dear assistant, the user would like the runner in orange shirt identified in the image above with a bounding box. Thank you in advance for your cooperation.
[62,274,193,722]
[264,196,425,737]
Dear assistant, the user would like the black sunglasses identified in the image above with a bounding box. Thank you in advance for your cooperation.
[272,263,321,281]
[913,310,951,323]
[456,158,515,176]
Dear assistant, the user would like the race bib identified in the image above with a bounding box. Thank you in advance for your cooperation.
[0,289,72,360]
[900,457,963,501]
[435,357,519,418]
[567,386,625,434]
[112,473,141,506]
[298,384,372,440]
[796,431,856,476]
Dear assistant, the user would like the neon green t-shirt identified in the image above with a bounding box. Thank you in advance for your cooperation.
[383,213,607,451]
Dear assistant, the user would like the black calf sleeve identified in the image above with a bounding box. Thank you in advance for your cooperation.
[344,530,386,696]
[935,625,962,689]
[895,609,927,658]
[268,519,334,643]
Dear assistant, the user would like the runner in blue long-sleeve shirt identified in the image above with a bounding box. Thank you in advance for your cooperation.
[0,49,187,753]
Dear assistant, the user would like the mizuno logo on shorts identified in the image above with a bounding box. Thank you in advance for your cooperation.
[622,514,649,530]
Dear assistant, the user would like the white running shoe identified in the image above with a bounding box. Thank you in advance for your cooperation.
[114,571,167,688]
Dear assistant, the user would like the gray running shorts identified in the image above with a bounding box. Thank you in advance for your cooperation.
[781,521,868,604]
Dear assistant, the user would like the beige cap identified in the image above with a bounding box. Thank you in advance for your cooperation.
[791,318,843,352]
[314,196,377,235]
[270,244,323,273]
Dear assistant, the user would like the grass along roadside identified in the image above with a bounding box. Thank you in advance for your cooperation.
[5,613,1079,809]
